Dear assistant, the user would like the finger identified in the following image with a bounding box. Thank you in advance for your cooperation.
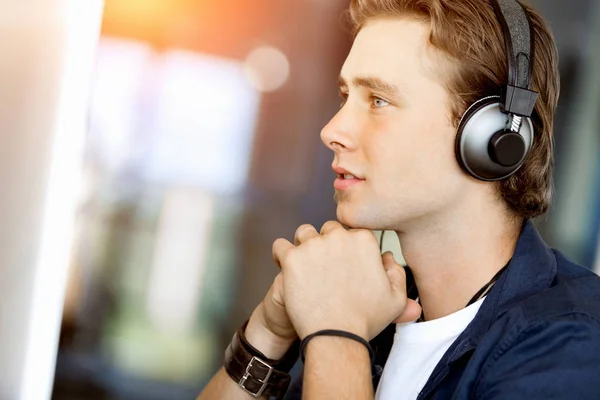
[393,299,423,323]
[261,273,296,340]
[272,238,295,269]
[267,273,285,309]
[320,220,345,235]
[382,251,399,271]
[294,224,320,246]
[382,252,422,323]
[382,252,407,293]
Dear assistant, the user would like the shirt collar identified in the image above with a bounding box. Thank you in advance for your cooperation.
[424,219,557,388]
[371,220,558,394]
[457,219,556,351]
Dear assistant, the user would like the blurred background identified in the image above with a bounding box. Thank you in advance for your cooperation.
[28,0,599,398]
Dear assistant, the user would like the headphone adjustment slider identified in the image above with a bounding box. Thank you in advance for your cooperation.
[500,85,538,118]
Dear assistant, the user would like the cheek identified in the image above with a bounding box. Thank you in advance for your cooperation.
[362,119,414,175]
[409,110,458,168]
[365,113,459,186]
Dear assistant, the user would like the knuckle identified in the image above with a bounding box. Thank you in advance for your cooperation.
[272,238,282,251]
[331,229,346,242]
[272,238,290,256]
[295,224,319,245]
[320,220,340,233]
[297,223,316,233]
[283,246,295,262]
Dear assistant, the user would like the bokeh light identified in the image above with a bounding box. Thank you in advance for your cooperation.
[243,45,291,92]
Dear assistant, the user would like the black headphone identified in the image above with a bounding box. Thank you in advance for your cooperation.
[455,0,539,181]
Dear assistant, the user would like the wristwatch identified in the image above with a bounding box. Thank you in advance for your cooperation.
[224,321,300,398]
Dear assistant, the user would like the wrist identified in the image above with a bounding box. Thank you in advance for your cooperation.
[301,334,374,398]
[246,306,297,360]
[300,322,369,342]
[306,335,370,356]
[224,320,299,399]
[301,329,374,365]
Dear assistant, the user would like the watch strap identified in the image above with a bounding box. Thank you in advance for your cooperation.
[223,321,300,398]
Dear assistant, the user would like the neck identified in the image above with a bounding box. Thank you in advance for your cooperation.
[396,201,523,321]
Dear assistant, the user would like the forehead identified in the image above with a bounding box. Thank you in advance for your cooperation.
[340,18,439,89]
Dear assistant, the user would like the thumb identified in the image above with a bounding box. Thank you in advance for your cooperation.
[393,299,423,323]
[382,251,406,293]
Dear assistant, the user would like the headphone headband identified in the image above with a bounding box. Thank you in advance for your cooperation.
[492,0,533,89]
[455,0,539,181]
[491,0,538,118]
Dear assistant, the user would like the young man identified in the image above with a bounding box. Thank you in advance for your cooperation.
[199,0,600,398]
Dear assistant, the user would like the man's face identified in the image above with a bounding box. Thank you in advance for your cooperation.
[321,17,470,230]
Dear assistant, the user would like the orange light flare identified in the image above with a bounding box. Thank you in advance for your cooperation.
[99,0,278,57]
[101,0,186,43]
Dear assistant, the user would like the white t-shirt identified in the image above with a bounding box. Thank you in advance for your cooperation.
[375,298,485,400]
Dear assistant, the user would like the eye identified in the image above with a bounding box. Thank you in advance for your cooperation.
[372,97,390,108]
[339,90,349,108]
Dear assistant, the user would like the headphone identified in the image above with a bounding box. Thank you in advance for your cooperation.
[455,0,539,181]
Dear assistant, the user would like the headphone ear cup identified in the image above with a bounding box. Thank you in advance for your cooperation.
[488,130,527,167]
[455,96,534,181]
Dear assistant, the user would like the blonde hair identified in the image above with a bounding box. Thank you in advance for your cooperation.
[349,0,560,219]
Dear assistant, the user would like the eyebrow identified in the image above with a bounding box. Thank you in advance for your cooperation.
[338,75,400,98]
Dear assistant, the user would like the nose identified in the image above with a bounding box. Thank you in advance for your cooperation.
[320,105,359,153]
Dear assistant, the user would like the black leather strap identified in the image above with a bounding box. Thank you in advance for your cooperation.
[223,321,300,398]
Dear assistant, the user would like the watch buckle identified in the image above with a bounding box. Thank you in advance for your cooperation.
[238,356,274,398]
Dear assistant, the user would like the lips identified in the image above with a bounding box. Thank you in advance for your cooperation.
[332,165,364,180]
[332,165,365,190]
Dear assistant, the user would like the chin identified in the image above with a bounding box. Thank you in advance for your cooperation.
[336,198,418,231]
[335,201,357,227]
[336,202,378,230]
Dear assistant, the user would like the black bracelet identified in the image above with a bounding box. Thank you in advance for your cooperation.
[300,330,375,364]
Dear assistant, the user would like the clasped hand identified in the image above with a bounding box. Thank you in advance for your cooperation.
[272,221,422,341]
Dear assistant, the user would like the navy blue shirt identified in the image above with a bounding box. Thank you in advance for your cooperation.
[283,220,600,399]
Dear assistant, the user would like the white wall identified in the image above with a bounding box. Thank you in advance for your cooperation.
[0,1,103,399]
